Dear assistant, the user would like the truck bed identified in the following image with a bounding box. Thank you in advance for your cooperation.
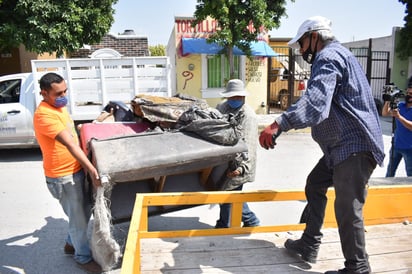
[139,222,412,273]
[120,179,412,274]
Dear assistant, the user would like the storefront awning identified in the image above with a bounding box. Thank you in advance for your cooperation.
[181,38,277,57]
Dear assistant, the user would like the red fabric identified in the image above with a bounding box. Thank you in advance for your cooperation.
[79,122,150,155]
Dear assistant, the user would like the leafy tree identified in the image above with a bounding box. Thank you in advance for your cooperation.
[0,0,117,56]
[193,0,291,78]
[149,44,166,56]
[397,0,412,59]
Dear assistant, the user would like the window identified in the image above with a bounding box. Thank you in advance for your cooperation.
[201,54,245,98]
[206,54,240,88]
[0,79,21,104]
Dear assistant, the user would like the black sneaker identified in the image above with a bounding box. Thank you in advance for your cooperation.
[324,268,370,274]
[243,222,260,227]
[284,238,319,263]
[324,269,347,274]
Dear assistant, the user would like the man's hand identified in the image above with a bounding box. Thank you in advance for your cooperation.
[89,167,102,187]
[391,108,401,119]
[259,122,281,150]
[227,169,241,178]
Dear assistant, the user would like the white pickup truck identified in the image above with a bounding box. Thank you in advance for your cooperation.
[0,57,172,148]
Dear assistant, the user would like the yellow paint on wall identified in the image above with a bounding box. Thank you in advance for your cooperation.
[174,54,270,111]
[171,16,272,113]
[245,57,269,114]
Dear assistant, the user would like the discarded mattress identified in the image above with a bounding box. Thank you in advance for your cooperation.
[79,122,151,155]
[89,130,248,184]
[85,125,247,271]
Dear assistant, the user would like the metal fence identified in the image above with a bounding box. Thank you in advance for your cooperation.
[350,47,390,102]
[268,45,390,114]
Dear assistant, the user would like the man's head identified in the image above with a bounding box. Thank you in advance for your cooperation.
[39,72,68,108]
[405,76,412,105]
[220,79,248,109]
[288,16,335,64]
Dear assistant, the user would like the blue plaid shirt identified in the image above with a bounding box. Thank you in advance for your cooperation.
[276,41,385,167]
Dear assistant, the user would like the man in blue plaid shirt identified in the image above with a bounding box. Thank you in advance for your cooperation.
[259,16,385,274]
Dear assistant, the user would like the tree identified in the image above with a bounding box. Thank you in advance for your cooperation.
[396,0,412,59]
[0,0,117,56]
[149,44,166,56]
[193,0,291,79]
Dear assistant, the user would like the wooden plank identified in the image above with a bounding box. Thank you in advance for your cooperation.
[139,223,412,273]
[199,167,213,187]
[142,190,307,206]
[121,194,143,274]
[230,202,243,227]
[153,176,167,193]
[138,224,306,239]
[323,186,412,227]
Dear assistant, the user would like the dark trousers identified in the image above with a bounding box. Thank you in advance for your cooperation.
[302,152,376,273]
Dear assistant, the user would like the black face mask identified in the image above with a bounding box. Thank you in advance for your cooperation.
[302,33,319,64]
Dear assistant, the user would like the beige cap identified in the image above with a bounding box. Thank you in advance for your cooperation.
[220,79,249,97]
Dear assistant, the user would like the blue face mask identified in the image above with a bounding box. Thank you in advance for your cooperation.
[54,96,68,108]
[227,99,244,109]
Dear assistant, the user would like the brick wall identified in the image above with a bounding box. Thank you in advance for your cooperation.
[70,31,149,58]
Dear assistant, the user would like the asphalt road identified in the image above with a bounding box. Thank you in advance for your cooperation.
[0,115,404,274]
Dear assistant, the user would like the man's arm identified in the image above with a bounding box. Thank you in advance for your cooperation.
[382,101,391,116]
[392,109,412,131]
[56,129,102,187]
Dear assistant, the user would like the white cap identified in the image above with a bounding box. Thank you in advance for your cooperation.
[288,16,332,49]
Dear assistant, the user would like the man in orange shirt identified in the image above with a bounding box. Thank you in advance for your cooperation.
[33,72,102,273]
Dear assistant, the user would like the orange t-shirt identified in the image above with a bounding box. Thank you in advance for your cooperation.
[33,101,82,178]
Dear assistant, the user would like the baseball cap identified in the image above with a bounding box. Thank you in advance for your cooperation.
[288,16,332,49]
[408,76,412,88]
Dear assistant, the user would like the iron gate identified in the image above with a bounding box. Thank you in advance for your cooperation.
[350,47,390,115]
[267,45,390,114]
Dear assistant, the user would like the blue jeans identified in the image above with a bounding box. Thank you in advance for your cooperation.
[386,146,412,177]
[301,152,376,273]
[215,185,260,228]
[46,169,93,264]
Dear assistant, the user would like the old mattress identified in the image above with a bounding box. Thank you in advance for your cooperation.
[79,122,150,155]
[89,130,247,184]
[84,122,248,269]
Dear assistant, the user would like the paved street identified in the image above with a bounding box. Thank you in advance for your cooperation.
[0,115,405,274]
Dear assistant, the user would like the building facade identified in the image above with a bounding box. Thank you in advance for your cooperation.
[166,16,275,113]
